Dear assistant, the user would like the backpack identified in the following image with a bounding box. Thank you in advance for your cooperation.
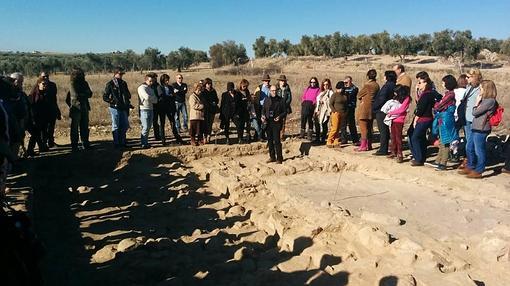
[488,103,504,127]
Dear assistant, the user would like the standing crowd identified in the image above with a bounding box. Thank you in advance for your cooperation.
[0,65,509,196]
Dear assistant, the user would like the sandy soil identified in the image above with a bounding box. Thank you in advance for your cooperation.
[3,126,509,286]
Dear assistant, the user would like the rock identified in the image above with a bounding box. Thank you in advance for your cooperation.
[216,210,226,220]
[233,246,248,261]
[357,226,391,254]
[192,229,202,237]
[226,205,245,218]
[193,271,209,279]
[240,230,272,246]
[477,236,509,262]
[361,211,402,226]
[91,244,116,263]
[77,186,91,194]
[117,238,139,252]
[276,255,312,273]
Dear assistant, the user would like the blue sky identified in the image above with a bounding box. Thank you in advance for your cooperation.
[1,0,509,57]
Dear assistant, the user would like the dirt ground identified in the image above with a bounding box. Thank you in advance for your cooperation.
[4,125,509,286]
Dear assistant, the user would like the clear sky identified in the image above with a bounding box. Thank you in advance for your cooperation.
[1,0,509,57]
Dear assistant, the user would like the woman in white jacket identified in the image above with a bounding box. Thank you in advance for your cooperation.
[314,79,334,144]
[138,74,158,148]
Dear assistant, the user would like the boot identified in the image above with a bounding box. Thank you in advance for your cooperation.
[355,139,368,152]
[307,130,313,141]
[367,139,373,151]
[457,158,467,169]
[299,129,305,139]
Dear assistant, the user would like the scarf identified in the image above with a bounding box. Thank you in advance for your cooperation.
[434,90,455,112]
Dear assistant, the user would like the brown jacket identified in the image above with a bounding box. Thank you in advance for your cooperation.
[396,73,412,89]
[189,92,204,120]
[356,80,380,120]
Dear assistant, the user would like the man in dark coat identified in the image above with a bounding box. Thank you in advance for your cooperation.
[220,82,237,145]
[40,72,61,148]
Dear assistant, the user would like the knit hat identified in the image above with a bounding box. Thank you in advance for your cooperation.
[227,82,235,91]
[335,81,345,90]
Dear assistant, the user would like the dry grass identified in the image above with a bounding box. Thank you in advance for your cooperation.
[21,55,510,135]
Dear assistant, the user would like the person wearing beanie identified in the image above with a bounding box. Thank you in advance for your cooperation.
[220,82,237,145]
[327,81,347,147]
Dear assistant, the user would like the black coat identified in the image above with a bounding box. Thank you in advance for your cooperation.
[201,88,219,113]
[103,78,131,111]
[372,81,395,113]
[220,91,237,119]
[46,81,61,119]
[157,84,177,113]
[235,89,250,120]
[262,95,287,121]
[172,82,187,103]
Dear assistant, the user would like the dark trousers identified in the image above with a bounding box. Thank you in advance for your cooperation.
[410,121,432,163]
[46,117,56,145]
[505,144,510,170]
[267,120,283,161]
[236,116,249,142]
[203,111,215,137]
[376,112,390,153]
[158,108,181,143]
[314,117,329,143]
[340,108,359,143]
[152,104,161,140]
[27,120,47,153]
[300,101,314,130]
[70,107,90,148]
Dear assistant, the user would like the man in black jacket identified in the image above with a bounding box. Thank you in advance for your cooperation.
[172,74,188,132]
[103,67,131,148]
[40,72,61,148]
[340,76,359,145]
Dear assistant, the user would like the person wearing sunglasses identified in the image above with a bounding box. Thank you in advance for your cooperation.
[262,85,287,164]
[300,77,320,140]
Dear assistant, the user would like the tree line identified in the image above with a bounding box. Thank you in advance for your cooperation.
[253,30,510,62]
[2,29,510,76]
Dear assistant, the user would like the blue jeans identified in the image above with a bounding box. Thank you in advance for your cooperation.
[109,107,129,145]
[466,131,488,173]
[140,109,153,146]
[410,121,432,163]
[464,121,472,144]
[174,102,188,130]
[250,118,262,137]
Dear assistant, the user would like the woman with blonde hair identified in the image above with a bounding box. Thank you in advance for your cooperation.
[459,80,498,178]
[189,82,205,146]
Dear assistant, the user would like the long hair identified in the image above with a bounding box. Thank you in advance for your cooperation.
[160,74,170,86]
[321,78,332,91]
[393,84,411,104]
[480,80,497,99]
[416,71,433,91]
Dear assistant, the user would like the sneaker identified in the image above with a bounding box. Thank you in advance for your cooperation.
[502,168,510,174]
[435,164,447,171]
[266,158,276,163]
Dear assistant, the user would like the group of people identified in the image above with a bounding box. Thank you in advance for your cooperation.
[0,64,508,198]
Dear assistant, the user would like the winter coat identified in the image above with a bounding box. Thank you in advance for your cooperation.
[45,81,61,120]
[356,79,380,120]
[171,82,187,103]
[67,80,92,111]
[432,105,458,144]
[235,89,250,120]
[201,88,219,114]
[372,81,396,113]
[103,78,131,111]
[276,85,292,114]
[220,91,237,119]
[471,98,496,133]
[315,90,333,124]
[156,84,177,113]
[262,95,287,121]
[189,92,204,120]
